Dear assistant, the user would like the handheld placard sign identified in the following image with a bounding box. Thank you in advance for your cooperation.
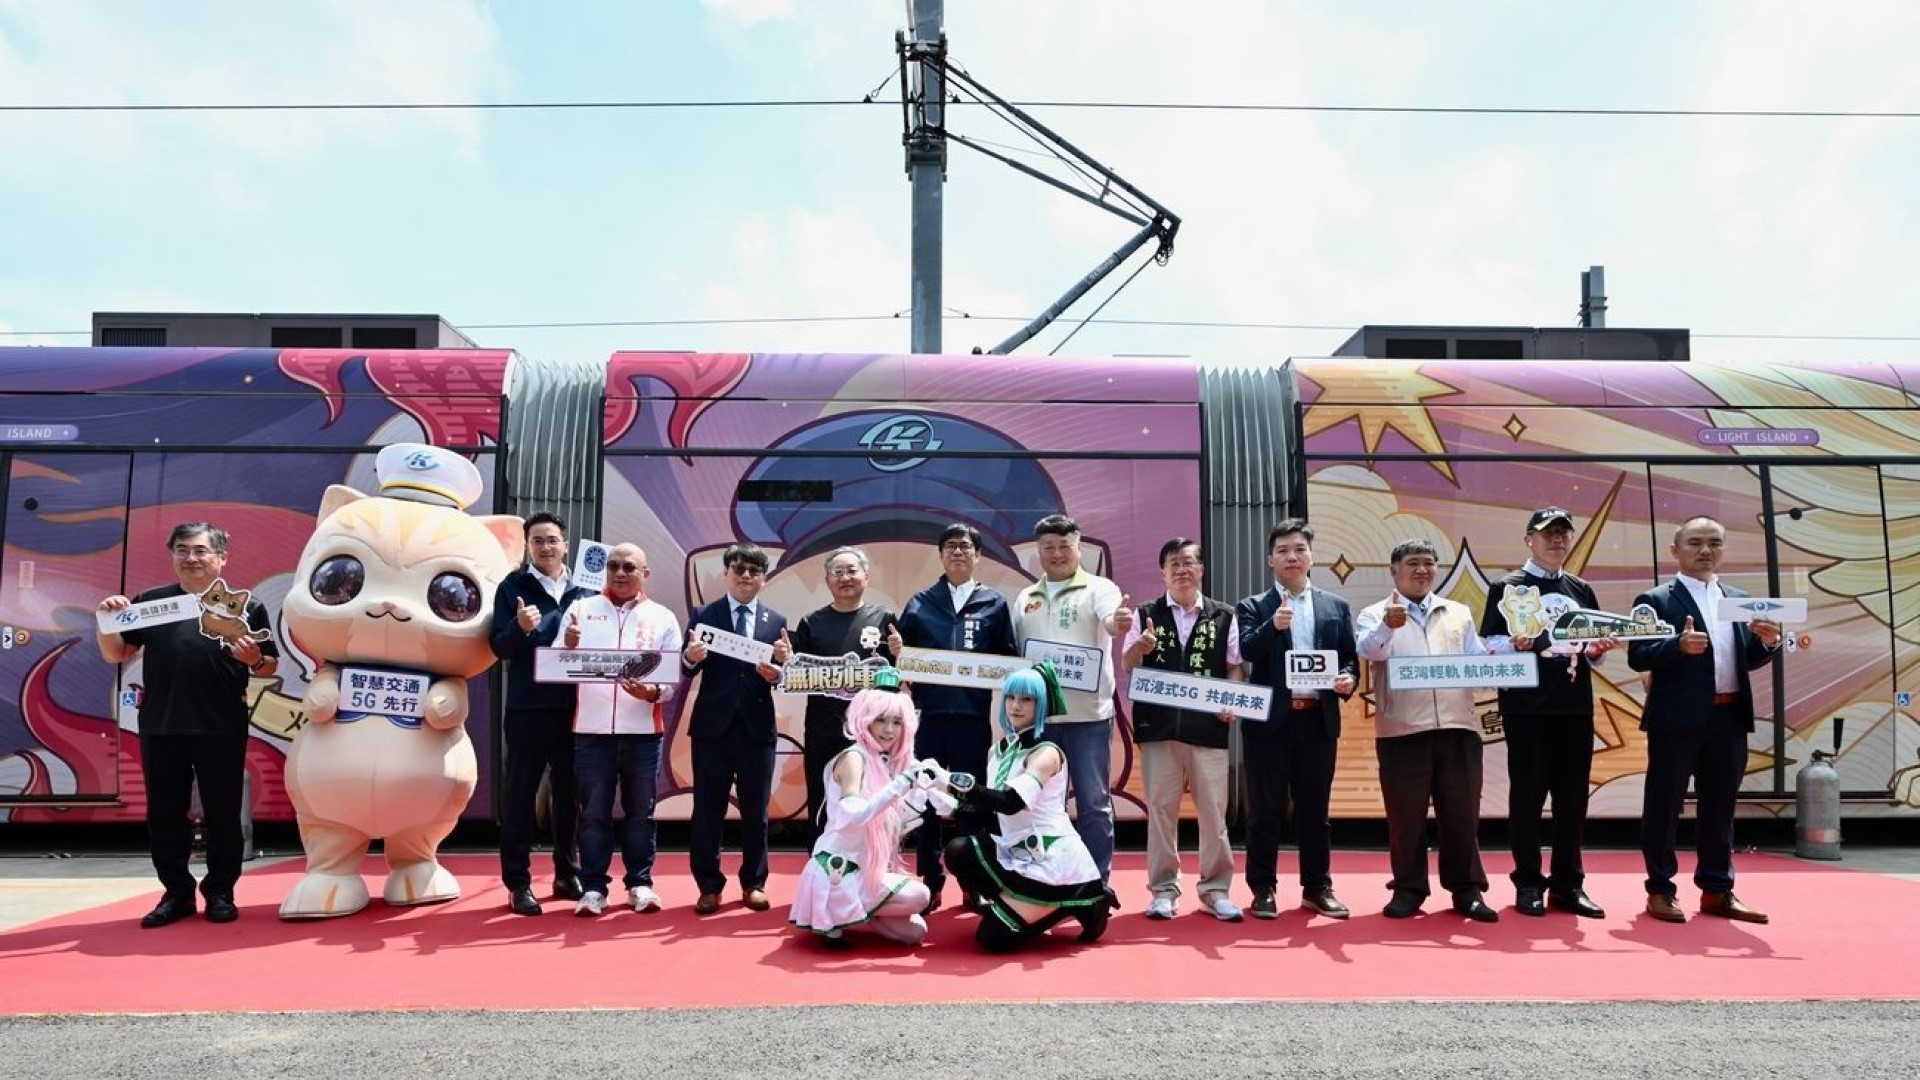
[895,646,1026,690]
[1020,639,1101,692]
[687,623,774,666]
[535,647,684,684]
[1549,603,1676,644]
[1284,649,1338,691]
[1127,667,1272,722]
[95,594,199,635]
[573,540,610,591]
[1386,654,1541,690]
[1714,596,1807,624]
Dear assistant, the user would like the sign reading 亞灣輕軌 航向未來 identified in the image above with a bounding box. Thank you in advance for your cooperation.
[1385,654,1540,691]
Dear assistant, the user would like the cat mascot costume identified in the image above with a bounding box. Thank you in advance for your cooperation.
[278,444,523,919]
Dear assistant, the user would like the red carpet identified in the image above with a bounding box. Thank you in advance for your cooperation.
[2,851,1915,1014]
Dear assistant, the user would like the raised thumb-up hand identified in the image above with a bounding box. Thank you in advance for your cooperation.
[564,610,582,647]
[1384,590,1408,630]
[1113,595,1134,634]
[774,627,793,664]
[516,596,537,632]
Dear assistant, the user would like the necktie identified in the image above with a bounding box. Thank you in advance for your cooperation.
[734,604,749,637]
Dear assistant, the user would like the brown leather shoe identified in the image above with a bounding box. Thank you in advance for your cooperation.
[694,892,723,916]
[1700,891,1769,924]
[742,887,771,912]
[1645,893,1687,923]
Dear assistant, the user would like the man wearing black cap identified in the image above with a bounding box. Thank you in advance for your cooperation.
[890,523,1017,912]
[1479,507,1614,919]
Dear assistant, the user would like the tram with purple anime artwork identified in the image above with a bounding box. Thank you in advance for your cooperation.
[2,346,1916,826]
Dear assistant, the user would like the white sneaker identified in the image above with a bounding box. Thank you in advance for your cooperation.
[629,885,662,913]
[1205,895,1245,923]
[1146,895,1177,920]
[574,891,607,917]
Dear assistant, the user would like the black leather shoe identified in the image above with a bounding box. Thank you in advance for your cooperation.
[551,875,585,901]
[508,888,544,916]
[140,894,196,929]
[1549,888,1606,919]
[1383,890,1423,919]
[204,895,239,923]
[1452,892,1499,923]
[1249,891,1280,920]
[1515,887,1546,917]
[1302,888,1351,920]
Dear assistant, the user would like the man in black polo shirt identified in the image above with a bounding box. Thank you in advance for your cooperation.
[1479,506,1613,920]
[788,545,898,840]
[97,521,277,928]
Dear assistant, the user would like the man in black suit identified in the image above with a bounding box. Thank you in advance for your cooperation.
[683,542,792,915]
[489,511,595,916]
[1236,518,1359,920]
[1628,516,1783,924]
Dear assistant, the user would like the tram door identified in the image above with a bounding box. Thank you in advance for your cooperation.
[0,451,133,811]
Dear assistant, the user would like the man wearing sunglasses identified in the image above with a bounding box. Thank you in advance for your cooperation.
[683,543,792,916]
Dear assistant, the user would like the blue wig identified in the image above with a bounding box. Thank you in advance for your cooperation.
[998,667,1050,739]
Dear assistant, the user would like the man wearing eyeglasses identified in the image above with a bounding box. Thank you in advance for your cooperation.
[488,511,595,916]
[97,522,278,928]
[789,546,899,840]
[889,523,1017,912]
[682,542,791,915]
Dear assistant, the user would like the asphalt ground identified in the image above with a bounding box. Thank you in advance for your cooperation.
[3,820,1916,1078]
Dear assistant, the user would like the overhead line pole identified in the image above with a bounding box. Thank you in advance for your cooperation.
[901,1,946,355]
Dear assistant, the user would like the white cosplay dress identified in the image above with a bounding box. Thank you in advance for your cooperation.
[985,735,1100,891]
[788,751,916,934]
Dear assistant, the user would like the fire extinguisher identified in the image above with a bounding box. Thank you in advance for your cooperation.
[1795,717,1844,860]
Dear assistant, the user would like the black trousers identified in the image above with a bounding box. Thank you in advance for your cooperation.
[1242,715,1338,894]
[141,732,248,900]
[1504,710,1596,891]
[499,707,578,891]
[912,710,993,885]
[1641,704,1748,897]
[1377,728,1487,900]
[688,724,777,895]
[802,715,852,844]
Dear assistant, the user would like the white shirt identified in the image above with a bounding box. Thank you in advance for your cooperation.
[531,566,570,603]
[562,593,683,735]
[947,579,978,613]
[1679,575,1740,694]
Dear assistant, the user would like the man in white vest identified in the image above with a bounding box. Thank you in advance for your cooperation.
[1356,539,1523,923]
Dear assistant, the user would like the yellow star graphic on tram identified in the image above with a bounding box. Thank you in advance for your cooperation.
[1298,366,1461,483]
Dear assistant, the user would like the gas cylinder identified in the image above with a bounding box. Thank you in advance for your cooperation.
[1795,717,1844,860]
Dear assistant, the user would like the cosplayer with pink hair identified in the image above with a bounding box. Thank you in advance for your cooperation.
[788,673,935,948]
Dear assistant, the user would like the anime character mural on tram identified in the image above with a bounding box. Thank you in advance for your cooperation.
[0,346,511,827]
[3,346,1918,830]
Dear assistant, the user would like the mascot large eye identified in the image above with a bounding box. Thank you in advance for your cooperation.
[309,556,365,606]
[427,572,483,622]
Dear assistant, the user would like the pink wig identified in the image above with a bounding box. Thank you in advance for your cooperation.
[842,686,920,888]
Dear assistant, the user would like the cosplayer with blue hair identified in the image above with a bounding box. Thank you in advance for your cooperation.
[940,663,1119,953]
[788,669,935,949]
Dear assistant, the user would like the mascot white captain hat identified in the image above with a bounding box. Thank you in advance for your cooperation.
[374,443,483,510]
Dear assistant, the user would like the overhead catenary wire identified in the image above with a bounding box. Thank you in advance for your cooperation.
[5,98,1918,119]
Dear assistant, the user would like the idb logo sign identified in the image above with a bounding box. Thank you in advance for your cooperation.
[1284,649,1338,691]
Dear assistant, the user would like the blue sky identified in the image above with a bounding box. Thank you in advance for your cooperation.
[1,0,1916,364]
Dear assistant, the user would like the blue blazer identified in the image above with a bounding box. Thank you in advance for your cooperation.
[1236,585,1358,740]
[1627,577,1778,734]
[683,596,788,742]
